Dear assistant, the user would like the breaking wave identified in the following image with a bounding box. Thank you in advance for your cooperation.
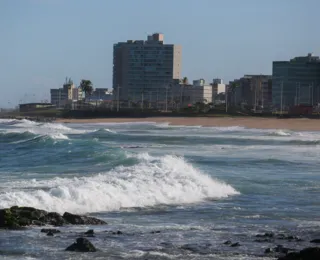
[0,154,239,214]
[0,131,69,143]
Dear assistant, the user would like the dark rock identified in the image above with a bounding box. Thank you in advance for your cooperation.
[277,247,320,260]
[180,243,211,253]
[63,212,106,225]
[265,247,273,254]
[11,206,47,220]
[18,217,32,226]
[274,245,290,254]
[223,240,232,245]
[41,228,61,233]
[0,206,46,228]
[256,232,274,238]
[47,231,54,236]
[0,206,106,228]
[39,212,66,226]
[65,237,97,252]
[84,229,94,235]
[230,242,240,247]
[310,239,320,244]
[112,230,123,235]
[276,234,303,242]
[151,230,161,234]
[0,208,20,229]
[287,236,303,242]
[31,220,45,226]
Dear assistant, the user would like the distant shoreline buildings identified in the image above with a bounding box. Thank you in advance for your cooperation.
[28,34,314,115]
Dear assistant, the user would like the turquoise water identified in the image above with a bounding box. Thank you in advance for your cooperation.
[0,119,319,259]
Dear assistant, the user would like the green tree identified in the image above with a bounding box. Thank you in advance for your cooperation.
[178,77,189,110]
[182,77,189,85]
[80,80,93,101]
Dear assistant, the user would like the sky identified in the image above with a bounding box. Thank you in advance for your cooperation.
[0,0,319,107]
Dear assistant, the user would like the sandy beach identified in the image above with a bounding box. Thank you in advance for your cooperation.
[55,117,320,131]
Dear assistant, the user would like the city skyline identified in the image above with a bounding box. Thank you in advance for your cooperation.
[1,0,319,107]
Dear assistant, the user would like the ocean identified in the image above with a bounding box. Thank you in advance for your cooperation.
[0,119,319,259]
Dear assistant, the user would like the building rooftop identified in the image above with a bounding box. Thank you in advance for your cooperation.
[274,53,320,63]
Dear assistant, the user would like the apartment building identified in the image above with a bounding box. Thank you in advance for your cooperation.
[272,53,320,108]
[113,33,182,103]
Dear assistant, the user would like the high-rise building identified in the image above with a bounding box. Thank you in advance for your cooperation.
[227,75,271,108]
[113,33,182,104]
[272,53,320,108]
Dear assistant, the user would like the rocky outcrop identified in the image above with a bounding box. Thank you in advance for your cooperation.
[65,237,97,252]
[255,232,303,242]
[277,247,320,260]
[40,228,61,233]
[265,245,292,255]
[63,212,106,225]
[0,206,106,229]
[256,232,274,238]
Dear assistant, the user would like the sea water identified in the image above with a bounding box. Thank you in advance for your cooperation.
[0,119,319,259]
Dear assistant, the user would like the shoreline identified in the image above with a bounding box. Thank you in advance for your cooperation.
[55,117,320,131]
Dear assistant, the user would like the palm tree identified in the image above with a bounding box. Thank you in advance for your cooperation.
[80,79,93,102]
[182,77,189,85]
[178,77,189,110]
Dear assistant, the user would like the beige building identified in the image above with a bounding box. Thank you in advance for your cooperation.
[50,78,83,108]
[113,33,182,103]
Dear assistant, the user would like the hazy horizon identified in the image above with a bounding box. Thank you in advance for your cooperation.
[1,0,319,108]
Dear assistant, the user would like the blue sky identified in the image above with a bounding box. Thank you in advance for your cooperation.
[0,0,319,107]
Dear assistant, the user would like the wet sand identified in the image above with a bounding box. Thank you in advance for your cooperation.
[55,117,320,131]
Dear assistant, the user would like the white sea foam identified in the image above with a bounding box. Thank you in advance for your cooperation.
[269,130,292,136]
[104,128,117,134]
[155,122,170,127]
[0,119,17,124]
[0,154,239,214]
[155,122,203,128]
[2,119,91,136]
[48,133,69,140]
[39,122,72,131]
[208,126,246,132]
[14,119,38,127]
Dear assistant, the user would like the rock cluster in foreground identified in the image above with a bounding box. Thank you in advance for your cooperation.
[66,237,97,252]
[0,206,106,229]
[277,247,320,260]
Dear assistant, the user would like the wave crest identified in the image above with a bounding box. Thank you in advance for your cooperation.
[0,155,239,214]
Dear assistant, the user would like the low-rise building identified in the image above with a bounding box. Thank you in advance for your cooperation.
[193,79,205,87]
[50,78,83,108]
[90,88,113,101]
[171,83,212,108]
[213,78,223,84]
